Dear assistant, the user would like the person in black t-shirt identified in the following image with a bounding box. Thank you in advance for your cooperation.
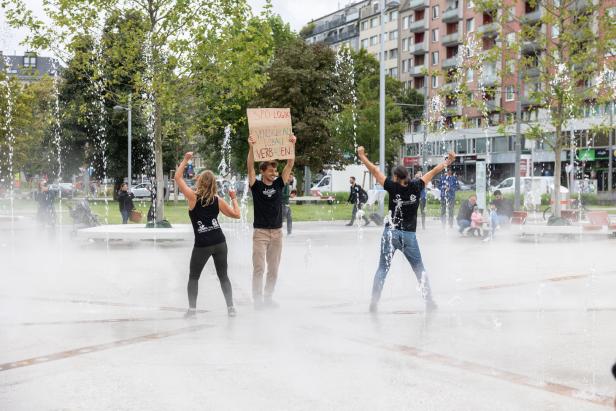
[247,133,297,309]
[346,176,370,226]
[175,152,241,318]
[357,146,456,313]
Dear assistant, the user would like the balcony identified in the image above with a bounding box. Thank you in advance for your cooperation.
[521,9,542,24]
[409,65,426,77]
[323,28,359,45]
[442,56,458,68]
[441,32,460,46]
[409,18,428,33]
[521,94,541,107]
[485,99,500,111]
[409,40,428,55]
[477,23,500,37]
[409,0,429,10]
[442,81,459,91]
[442,7,461,23]
[521,40,542,54]
[479,72,499,86]
[524,67,540,78]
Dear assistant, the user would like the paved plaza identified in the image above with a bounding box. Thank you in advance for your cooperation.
[1,220,615,410]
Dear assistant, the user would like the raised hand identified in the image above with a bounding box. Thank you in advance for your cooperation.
[248,134,257,145]
[183,152,193,162]
[444,151,456,166]
[289,134,297,144]
[228,187,237,200]
[357,146,365,157]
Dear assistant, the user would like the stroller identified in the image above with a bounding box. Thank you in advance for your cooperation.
[68,199,100,230]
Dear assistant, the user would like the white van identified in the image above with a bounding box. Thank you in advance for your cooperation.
[493,177,569,195]
[311,164,373,194]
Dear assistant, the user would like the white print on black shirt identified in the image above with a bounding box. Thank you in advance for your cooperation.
[262,188,277,198]
[197,219,220,234]
[393,194,417,206]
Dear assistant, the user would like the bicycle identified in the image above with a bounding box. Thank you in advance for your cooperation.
[542,198,589,222]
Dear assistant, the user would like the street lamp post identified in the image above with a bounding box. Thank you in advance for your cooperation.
[113,93,132,190]
[379,0,399,215]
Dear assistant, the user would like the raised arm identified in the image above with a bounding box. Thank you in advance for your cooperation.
[422,152,456,186]
[174,152,197,208]
[247,135,257,187]
[218,189,241,219]
[356,146,386,187]
[281,135,297,184]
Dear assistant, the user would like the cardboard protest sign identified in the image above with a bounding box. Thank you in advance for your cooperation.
[247,108,294,161]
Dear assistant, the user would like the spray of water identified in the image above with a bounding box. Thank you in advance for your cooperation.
[1,55,15,229]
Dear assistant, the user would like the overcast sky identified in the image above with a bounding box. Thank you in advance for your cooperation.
[1,0,346,56]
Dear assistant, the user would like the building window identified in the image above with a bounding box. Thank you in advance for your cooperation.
[402,38,408,51]
[432,75,439,88]
[468,0,474,8]
[403,16,410,29]
[431,51,439,65]
[390,67,398,77]
[402,59,409,73]
[506,85,515,101]
[552,24,559,38]
[361,21,368,31]
[432,28,439,42]
[507,6,515,21]
[370,35,378,46]
[389,49,398,59]
[506,32,516,47]
[432,5,440,19]
[389,30,398,41]
[390,10,398,21]
[361,39,369,49]
[371,17,379,28]
[466,18,474,33]
[23,53,37,68]
[467,69,474,81]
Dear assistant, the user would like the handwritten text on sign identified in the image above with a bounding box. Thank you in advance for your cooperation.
[247,108,294,161]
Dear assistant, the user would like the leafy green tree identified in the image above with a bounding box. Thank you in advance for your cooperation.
[252,38,341,172]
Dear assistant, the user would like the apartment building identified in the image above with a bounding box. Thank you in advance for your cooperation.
[304,1,616,190]
[358,0,401,77]
[303,1,370,51]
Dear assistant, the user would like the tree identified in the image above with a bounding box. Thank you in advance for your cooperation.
[470,0,616,217]
[2,0,270,223]
[0,70,59,184]
[251,38,342,172]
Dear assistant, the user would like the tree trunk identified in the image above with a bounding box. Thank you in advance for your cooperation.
[154,100,165,223]
[553,132,562,218]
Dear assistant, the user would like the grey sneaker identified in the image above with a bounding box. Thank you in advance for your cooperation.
[227,306,237,317]
[184,308,197,319]
[369,302,378,313]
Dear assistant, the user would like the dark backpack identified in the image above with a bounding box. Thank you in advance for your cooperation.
[358,188,369,204]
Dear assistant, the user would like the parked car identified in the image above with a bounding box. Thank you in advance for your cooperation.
[49,182,76,198]
[130,183,152,198]
[491,177,569,195]
[457,179,475,191]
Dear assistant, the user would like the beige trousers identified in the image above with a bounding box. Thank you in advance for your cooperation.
[252,228,283,300]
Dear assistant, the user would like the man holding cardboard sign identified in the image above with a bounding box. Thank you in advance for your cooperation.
[247,108,296,310]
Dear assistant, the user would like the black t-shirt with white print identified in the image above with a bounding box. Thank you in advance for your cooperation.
[251,176,285,229]
[384,177,425,232]
[189,196,226,247]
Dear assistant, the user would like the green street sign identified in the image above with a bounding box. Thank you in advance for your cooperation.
[577,149,595,161]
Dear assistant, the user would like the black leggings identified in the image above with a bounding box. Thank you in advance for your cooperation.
[188,242,233,309]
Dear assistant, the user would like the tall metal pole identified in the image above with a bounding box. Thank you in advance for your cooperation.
[127,93,132,191]
[609,101,613,196]
[513,69,522,211]
[379,0,386,215]
[422,83,428,173]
